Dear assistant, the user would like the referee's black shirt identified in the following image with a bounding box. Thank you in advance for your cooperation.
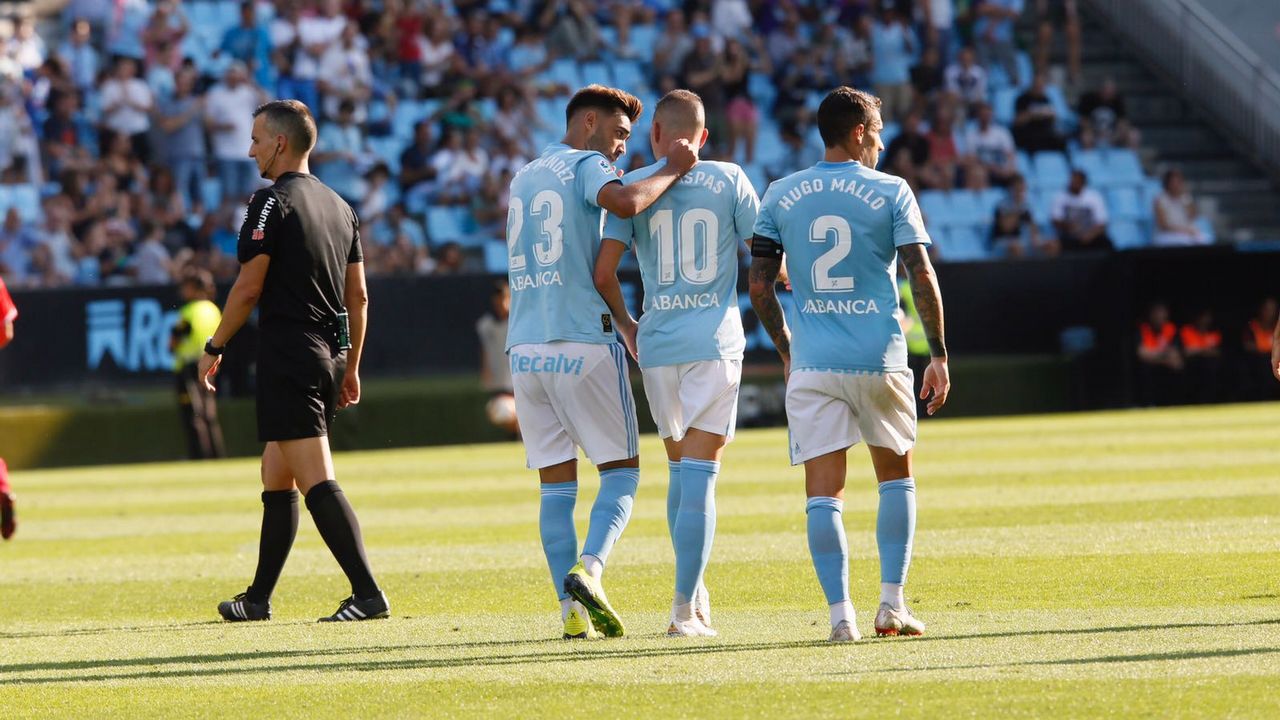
[237,172,362,330]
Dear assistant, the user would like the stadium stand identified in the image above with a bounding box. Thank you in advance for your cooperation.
[0,0,1277,287]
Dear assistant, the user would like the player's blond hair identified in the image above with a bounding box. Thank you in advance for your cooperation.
[565,85,644,126]
[654,89,705,135]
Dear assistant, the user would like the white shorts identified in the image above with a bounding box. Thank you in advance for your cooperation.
[641,359,742,442]
[510,342,639,469]
[785,369,916,465]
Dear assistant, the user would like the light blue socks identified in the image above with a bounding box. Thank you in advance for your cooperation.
[673,458,718,603]
[806,496,849,606]
[539,481,578,600]
[666,460,681,548]
[581,467,640,569]
[877,477,917,585]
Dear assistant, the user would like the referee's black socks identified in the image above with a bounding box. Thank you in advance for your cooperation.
[246,489,299,604]
[304,480,380,599]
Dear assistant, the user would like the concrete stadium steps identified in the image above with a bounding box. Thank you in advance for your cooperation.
[1038,3,1280,242]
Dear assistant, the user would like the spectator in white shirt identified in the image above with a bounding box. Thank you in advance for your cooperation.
[710,0,753,40]
[313,99,372,202]
[99,56,154,162]
[1051,170,1114,253]
[963,102,1017,186]
[1153,168,1208,246]
[10,18,46,72]
[318,22,373,121]
[945,46,988,110]
[417,17,457,95]
[294,0,348,82]
[204,62,267,201]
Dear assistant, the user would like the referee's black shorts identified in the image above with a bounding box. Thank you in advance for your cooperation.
[256,327,346,442]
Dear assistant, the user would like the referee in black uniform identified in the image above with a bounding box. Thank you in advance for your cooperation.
[198,99,388,623]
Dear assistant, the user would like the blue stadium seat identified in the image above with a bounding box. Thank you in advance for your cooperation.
[880,122,900,150]
[950,191,989,228]
[976,188,1005,217]
[201,178,222,211]
[748,72,776,108]
[483,241,509,274]
[1109,220,1146,250]
[1015,52,1033,88]
[917,191,956,227]
[1073,148,1107,181]
[994,87,1019,126]
[1139,177,1162,209]
[426,205,467,243]
[1107,150,1146,186]
[580,61,612,87]
[546,58,582,89]
[1045,85,1077,132]
[10,185,39,223]
[1195,216,1216,243]
[1107,186,1145,221]
[627,25,658,61]
[743,162,769,196]
[367,136,404,175]
[1030,189,1056,225]
[939,226,989,262]
[1033,152,1071,191]
[611,60,646,95]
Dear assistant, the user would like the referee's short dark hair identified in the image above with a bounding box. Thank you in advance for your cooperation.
[817,86,882,148]
[253,99,317,153]
[565,84,643,127]
[180,267,216,300]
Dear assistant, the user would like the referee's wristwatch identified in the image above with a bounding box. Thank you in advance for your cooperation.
[204,337,225,357]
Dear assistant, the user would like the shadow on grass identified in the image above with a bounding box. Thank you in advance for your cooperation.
[835,646,1280,677]
[2,639,827,685]
[904,617,1280,645]
[0,621,230,640]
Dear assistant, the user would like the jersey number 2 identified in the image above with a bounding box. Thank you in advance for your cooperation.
[653,208,717,286]
[507,191,565,270]
[810,215,855,293]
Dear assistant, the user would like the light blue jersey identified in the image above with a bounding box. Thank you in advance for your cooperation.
[604,159,760,368]
[506,143,623,351]
[753,160,930,372]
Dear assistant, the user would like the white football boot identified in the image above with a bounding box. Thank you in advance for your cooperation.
[874,603,926,636]
[828,619,862,643]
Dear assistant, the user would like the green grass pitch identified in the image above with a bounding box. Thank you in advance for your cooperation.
[2,403,1279,718]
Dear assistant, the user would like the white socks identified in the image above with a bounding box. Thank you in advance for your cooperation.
[582,554,604,580]
[672,600,695,623]
[829,600,855,628]
[560,598,573,622]
[881,582,905,609]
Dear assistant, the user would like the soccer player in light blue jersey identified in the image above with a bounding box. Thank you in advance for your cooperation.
[749,87,950,643]
[506,85,697,640]
[595,90,760,637]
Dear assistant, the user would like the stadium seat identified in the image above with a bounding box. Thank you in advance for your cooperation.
[1045,85,1077,132]
[748,72,777,109]
[994,87,1019,126]
[627,25,658,62]
[1106,150,1146,186]
[1030,189,1055,225]
[580,62,612,87]
[1015,52,1034,88]
[939,226,989,262]
[425,205,467,243]
[7,184,38,223]
[950,190,989,228]
[1195,216,1216,243]
[545,58,582,89]
[1033,152,1072,191]
[1109,220,1146,250]
[1073,148,1108,182]
[743,162,769,196]
[201,178,222,211]
[483,241,509,274]
[611,61,646,95]
[1107,186,1145,221]
[976,187,1005,218]
[367,137,404,175]
[880,122,900,150]
[917,191,956,228]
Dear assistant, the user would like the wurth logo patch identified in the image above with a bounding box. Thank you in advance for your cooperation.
[253,196,276,240]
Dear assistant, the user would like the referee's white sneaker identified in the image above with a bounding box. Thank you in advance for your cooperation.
[218,588,271,622]
[874,602,926,637]
[318,591,391,622]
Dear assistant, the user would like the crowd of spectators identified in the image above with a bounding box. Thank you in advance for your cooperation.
[0,0,1213,290]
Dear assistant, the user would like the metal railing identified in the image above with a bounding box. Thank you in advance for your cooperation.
[1083,0,1280,181]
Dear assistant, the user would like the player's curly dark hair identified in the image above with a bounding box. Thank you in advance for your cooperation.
[817,86,882,148]
[565,85,643,127]
[253,99,318,154]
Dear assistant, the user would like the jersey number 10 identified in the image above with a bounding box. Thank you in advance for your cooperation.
[507,191,565,271]
[652,207,717,286]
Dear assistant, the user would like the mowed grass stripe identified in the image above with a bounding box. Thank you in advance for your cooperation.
[1,404,1278,718]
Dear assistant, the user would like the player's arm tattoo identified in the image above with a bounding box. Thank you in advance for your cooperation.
[749,255,791,357]
[899,243,947,358]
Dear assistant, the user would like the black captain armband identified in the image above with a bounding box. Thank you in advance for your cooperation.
[750,235,783,259]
